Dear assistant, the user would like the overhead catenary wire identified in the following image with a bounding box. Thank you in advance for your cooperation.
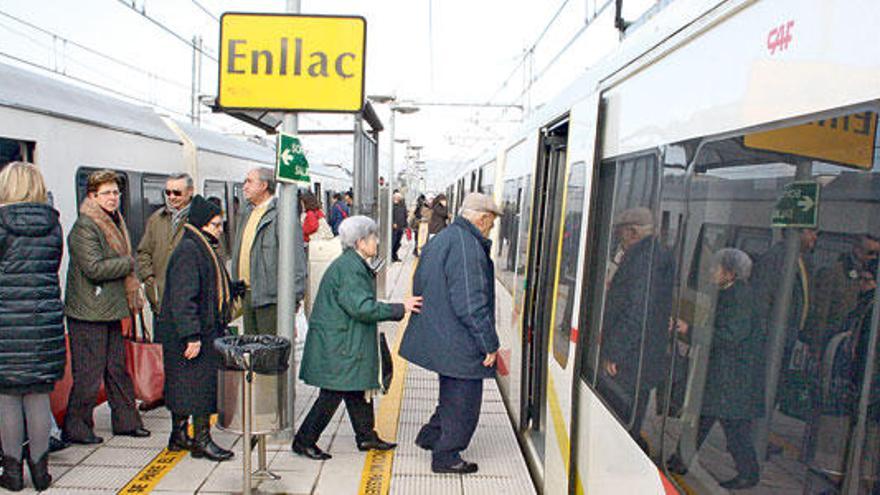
[190,0,220,23]
[0,9,193,91]
[113,0,218,63]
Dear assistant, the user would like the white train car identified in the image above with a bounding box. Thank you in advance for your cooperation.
[444,0,880,493]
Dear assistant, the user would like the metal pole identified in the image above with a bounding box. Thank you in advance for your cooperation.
[276,0,301,438]
[385,110,395,297]
[242,366,252,495]
[190,36,198,125]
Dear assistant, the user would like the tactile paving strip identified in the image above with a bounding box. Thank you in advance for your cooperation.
[390,474,462,495]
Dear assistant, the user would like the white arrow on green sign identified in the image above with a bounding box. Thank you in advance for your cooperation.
[771,181,820,228]
[276,132,309,184]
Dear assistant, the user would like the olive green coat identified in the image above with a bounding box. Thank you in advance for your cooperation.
[64,215,134,322]
[136,207,186,315]
[299,248,404,391]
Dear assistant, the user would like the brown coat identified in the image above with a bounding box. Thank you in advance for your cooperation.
[136,207,186,314]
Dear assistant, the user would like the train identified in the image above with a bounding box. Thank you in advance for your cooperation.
[442,0,880,493]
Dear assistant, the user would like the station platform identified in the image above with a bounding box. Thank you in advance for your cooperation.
[26,249,536,494]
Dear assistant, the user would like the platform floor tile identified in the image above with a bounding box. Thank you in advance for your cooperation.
[53,465,144,489]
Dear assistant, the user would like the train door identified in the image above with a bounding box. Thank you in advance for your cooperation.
[521,118,570,460]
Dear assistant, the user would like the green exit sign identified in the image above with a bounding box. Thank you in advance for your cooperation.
[772,181,820,228]
[275,132,309,184]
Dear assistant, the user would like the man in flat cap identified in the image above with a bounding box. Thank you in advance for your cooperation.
[598,206,675,451]
[400,192,502,474]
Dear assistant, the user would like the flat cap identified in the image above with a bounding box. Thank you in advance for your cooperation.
[461,192,502,216]
[614,207,654,227]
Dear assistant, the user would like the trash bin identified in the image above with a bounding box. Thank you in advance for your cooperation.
[215,335,291,435]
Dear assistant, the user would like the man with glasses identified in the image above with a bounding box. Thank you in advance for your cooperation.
[135,173,193,410]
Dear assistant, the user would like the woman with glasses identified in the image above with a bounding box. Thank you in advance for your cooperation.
[157,196,244,461]
[0,163,64,491]
[63,169,149,445]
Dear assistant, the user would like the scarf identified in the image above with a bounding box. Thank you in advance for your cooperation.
[168,202,191,232]
[184,224,231,322]
[79,197,144,312]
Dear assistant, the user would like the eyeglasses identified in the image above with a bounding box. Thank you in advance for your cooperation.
[97,190,121,197]
[165,189,185,197]
[209,220,224,228]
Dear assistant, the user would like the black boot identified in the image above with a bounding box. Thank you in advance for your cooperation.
[0,455,24,492]
[191,416,233,462]
[27,452,51,491]
[168,414,192,452]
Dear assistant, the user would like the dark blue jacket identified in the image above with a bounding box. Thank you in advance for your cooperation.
[329,201,350,236]
[400,216,499,379]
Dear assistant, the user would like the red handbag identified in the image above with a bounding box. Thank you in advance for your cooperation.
[405,228,412,241]
[50,334,107,426]
[124,313,165,404]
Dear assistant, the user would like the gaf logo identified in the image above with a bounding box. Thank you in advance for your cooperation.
[767,20,794,55]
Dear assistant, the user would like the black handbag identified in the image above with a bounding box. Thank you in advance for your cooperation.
[379,332,393,393]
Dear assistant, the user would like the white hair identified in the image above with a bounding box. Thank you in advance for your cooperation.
[339,215,378,250]
[713,248,753,281]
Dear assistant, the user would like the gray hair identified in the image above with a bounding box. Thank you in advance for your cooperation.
[713,248,753,281]
[167,172,193,189]
[339,215,378,250]
[253,167,276,195]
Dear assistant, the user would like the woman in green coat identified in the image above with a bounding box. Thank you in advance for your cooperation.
[292,216,422,460]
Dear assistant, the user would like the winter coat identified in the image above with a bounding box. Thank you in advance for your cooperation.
[231,197,306,307]
[392,201,408,232]
[136,207,186,314]
[64,212,134,322]
[428,202,449,234]
[156,227,231,415]
[302,209,324,243]
[599,236,675,389]
[0,203,65,394]
[299,248,404,391]
[701,280,766,419]
[400,216,499,379]
[328,201,350,236]
[807,252,864,350]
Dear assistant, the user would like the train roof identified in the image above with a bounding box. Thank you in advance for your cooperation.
[173,120,275,164]
[0,61,181,143]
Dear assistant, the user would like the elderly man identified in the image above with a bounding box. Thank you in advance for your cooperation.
[400,192,502,474]
[598,207,675,450]
[231,168,306,335]
[391,192,407,262]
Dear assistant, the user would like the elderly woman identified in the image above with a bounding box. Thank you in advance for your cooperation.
[157,195,242,462]
[669,248,763,490]
[0,163,64,491]
[293,216,422,460]
[63,170,147,445]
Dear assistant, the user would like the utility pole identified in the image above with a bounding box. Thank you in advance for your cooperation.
[277,0,301,436]
[190,36,203,126]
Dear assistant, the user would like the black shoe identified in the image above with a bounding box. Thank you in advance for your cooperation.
[191,417,233,462]
[138,398,165,412]
[167,415,192,452]
[719,475,759,490]
[414,437,434,451]
[357,438,397,452]
[666,454,688,475]
[0,455,24,491]
[292,442,331,460]
[48,436,69,454]
[114,427,151,438]
[432,460,478,474]
[63,432,103,445]
[27,452,52,491]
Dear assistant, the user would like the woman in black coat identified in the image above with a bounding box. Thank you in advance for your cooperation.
[0,162,65,491]
[157,196,240,462]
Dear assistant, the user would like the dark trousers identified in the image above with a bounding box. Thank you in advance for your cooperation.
[693,415,759,479]
[242,291,277,336]
[391,229,404,261]
[416,375,483,467]
[294,389,375,446]
[63,318,142,440]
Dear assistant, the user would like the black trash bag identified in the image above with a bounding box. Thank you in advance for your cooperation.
[214,335,291,375]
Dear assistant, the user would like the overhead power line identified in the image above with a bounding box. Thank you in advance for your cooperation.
[191,0,220,23]
[113,0,218,63]
[0,10,192,91]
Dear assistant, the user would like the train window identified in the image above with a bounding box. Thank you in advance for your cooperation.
[581,152,670,438]
[232,182,244,220]
[0,137,35,168]
[142,175,168,226]
[551,161,587,368]
[497,179,519,293]
[204,179,231,255]
[656,107,880,494]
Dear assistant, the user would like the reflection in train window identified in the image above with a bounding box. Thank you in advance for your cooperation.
[551,161,586,368]
[142,175,168,227]
[657,108,880,494]
[497,178,520,293]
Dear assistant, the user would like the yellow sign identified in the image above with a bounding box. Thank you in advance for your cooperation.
[744,111,877,170]
[218,13,366,112]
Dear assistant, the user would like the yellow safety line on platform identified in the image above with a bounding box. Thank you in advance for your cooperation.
[358,262,417,495]
[116,448,187,495]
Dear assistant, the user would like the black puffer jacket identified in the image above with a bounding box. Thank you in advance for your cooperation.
[0,203,65,393]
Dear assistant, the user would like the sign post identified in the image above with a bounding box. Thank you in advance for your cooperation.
[771,181,820,228]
